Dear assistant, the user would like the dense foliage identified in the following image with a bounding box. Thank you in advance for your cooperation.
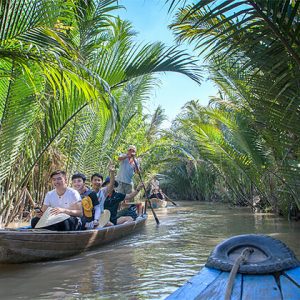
[162,0,300,217]
[1,0,300,223]
[0,0,201,224]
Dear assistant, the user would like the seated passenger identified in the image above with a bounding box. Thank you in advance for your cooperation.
[102,177,143,225]
[71,173,101,230]
[31,170,82,231]
[92,165,116,214]
[91,173,104,194]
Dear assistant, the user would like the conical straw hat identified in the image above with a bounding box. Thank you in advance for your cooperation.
[97,209,111,228]
[35,207,70,229]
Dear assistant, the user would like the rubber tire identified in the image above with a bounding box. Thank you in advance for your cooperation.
[205,234,300,274]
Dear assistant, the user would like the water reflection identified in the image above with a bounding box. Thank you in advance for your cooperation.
[0,202,299,299]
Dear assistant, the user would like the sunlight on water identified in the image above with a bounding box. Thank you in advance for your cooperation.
[0,202,299,300]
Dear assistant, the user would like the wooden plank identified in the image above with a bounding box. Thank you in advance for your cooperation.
[242,275,281,300]
[165,267,222,300]
[280,274,300,299]
[284,267,300,286]
[194,271,242,300]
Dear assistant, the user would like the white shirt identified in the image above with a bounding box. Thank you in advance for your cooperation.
[44,187,81,209]
[97,186,109,212]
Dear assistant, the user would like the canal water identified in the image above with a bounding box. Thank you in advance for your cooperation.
[0,202,299,299]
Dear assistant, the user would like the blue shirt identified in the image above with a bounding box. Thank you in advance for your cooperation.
[116,156,138,184]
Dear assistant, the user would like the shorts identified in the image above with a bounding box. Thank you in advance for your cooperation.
[117,181,133,194]
[116,205,138,220]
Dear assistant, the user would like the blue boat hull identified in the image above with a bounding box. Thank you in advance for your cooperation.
[166,266,300,299]
[166,234,300,299]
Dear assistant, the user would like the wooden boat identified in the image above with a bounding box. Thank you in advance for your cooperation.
[166,234,300,300]
[0,214,147,264]
[148,198,167,208]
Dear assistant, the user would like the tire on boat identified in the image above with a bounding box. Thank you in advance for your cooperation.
[205,234,300,274]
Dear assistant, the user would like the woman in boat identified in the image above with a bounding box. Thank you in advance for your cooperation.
[103,177,143,225]
[31,170,82,231]
[71,172,102,230]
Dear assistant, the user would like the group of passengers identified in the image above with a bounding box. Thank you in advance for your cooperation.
[31,145,143,231]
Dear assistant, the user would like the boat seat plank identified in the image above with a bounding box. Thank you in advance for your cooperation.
[165,267,221,300]
[193,271,242,300]
[283,267,300,286]
[175,268,242,300]
[242,275,281,300]
[280,274,300,299]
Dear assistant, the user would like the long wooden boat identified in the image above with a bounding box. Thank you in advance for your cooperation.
[148,198,167,208]
[0,214,147,264]
[166,234,300,300]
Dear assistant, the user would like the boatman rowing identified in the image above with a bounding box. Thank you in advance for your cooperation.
[116,145,139,194]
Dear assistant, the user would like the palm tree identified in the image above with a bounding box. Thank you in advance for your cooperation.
[163,0,300,214]
[0,0,203,223]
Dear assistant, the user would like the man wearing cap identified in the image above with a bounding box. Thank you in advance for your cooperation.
[116,145,140,195]
[102,177,143,225]
[31,170,82,231]
[71,173,101,230]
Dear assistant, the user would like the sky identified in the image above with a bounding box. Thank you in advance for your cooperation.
[118,0,218,126]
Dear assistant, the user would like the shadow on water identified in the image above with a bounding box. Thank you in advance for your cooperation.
[0,202,299,299]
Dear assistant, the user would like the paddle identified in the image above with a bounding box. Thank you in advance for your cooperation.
[132,158,160,225]
[161,192,177,206]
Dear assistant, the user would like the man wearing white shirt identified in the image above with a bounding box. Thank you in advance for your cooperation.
[31,170,82,231]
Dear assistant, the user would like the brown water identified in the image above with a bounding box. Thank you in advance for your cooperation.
[0,202,299,300]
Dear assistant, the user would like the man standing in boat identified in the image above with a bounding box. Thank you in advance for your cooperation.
[71,173,101,229]
[31,170,82,231]
[116,145,143,215]
[116,145,139,194]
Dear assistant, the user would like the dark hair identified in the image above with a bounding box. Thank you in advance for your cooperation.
[102,176,119,188]
[91,173,103,181]
[50,170,66,178]
[71,173,87,182]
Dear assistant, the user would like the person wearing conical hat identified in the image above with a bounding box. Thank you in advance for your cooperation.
[31,170,82,231]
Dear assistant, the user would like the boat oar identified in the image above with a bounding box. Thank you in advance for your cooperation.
[161,192,177,206]
[132,158,160,225]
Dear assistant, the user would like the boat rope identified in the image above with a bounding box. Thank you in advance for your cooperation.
[225,247,254,300]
